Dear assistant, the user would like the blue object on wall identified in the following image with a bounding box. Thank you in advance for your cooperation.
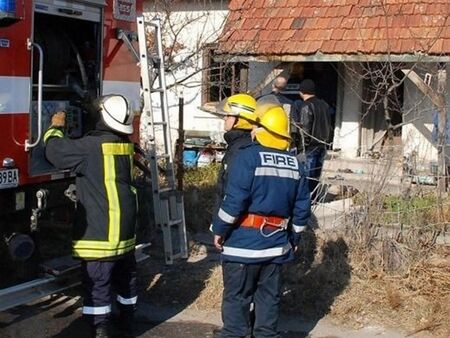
[183,150,198,168]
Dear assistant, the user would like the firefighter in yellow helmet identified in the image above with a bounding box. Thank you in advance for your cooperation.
[211,93,257,210]
[253,102,291,151]
[212,100,311,338]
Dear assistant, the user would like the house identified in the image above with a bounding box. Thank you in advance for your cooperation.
[216,0,450,169]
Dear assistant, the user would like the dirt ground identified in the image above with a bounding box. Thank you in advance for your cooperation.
[0,232,439,338]
[0,227,444,338]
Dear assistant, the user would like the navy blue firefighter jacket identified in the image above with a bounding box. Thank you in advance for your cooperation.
[212,142,311,264]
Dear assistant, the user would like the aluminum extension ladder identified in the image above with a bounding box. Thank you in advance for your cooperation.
[136,16,188,264]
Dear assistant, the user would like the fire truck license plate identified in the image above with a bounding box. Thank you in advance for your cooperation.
[0,169,19,189]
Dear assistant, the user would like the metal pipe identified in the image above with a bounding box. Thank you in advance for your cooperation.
[25,39,44,151]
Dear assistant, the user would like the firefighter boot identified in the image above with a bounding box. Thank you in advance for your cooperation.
[115,305,135,338]
[93,321,112,338]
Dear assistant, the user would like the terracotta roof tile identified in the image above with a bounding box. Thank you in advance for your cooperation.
[253,0,265,8]
[301,7,316,17]
[321,40,337,51]
[303,18,318,29]
[328,17,344,28]
[443,39,450,52]
[444,26,450,39]
[392,15,408,27]
[244,30,259,41]
[349,6,364,17]
[326,6,340,17]
[289,7,303,17]
[292,29,308,41]
[361,39,377,53]
[267,18,283,29]
[219,0,450,56]
[414,3,428,14]
[312,7,329,17]
[279,18,295,30]
[264,8,279,17]
[291,17,306,29]
[400,3,415,14]
[286,0,300,7]
[281,30,296,40]
[316,18,331,29]
[331,29,346,40]
[365,16,381,28]
[259,30,273,41]
[389,39,403,53]
[278,7,292,18]
[429,39,444,54]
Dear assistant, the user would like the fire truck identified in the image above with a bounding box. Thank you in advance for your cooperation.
[0,0,146,309]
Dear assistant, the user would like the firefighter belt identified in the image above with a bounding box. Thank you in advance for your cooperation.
[240,213,289,237]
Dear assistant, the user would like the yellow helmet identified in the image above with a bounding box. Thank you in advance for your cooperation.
[216,93,257,130]
[254,104,291,150]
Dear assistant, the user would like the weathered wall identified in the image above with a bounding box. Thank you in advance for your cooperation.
[402,64,450,168]
[143,0,228,146]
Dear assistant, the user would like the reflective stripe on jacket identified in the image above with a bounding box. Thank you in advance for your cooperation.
[212,142,311,264]
[44,128,137,259]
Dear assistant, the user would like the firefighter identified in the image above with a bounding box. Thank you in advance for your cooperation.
[43,95,137,338]
[212,102,311,338]
[210,93,258,338]
[213,93,258,208]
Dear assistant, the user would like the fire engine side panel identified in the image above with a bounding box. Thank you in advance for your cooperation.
[102,0,141,109]
[0,1,33,186]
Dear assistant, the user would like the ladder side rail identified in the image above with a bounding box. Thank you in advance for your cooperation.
[136,16,164,228]
[152,17,175,182]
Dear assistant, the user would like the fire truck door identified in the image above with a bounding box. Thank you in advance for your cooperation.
[29,0,104,176]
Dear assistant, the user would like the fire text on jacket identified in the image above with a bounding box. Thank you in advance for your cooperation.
[259,152,298,169]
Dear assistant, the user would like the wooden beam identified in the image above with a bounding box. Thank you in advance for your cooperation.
[401,69,445,108]
[249,62,291,97]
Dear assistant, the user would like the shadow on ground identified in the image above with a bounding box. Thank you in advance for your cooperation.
[282,213,351,333]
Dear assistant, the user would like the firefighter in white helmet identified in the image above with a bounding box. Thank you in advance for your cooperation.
[212,101,311,338]
[43,95,137,338]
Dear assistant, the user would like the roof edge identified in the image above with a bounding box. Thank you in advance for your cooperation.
[215,53,450,63]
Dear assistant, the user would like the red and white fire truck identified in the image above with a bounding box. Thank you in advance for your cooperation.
[0,0,143,307]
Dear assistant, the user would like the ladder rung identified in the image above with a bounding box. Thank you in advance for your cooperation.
[168,219,183,226]
[152,121,167,126]
[156,154,170,159]
[151,88,164,93]
[158,187,175,193]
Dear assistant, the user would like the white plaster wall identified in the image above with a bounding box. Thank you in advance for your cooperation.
[143,1,228,145]
[335,63,362,158]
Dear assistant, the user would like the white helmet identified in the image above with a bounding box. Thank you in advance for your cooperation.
[98,94,134,135]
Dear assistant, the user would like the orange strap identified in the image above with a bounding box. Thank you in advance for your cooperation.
[239,213,286,230]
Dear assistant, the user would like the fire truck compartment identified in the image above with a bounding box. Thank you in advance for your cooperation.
[30,2,103,176]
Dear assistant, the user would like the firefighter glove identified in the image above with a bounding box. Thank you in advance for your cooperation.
[51,111,66,128]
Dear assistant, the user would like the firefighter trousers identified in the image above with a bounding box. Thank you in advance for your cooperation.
[221,262,282,338]
[81,251,137,327]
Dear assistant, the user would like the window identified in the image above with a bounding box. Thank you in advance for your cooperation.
[202,44,248,104]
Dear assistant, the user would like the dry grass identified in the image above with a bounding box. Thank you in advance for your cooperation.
[190,229,450,336]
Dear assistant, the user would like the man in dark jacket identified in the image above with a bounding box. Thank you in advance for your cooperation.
[296,79,331,196]
[257,76,294,113]
[44,95,137,338]
[212,103,311,338]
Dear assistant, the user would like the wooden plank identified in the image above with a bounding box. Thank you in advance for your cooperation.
[401,69,445,108]
[249,62,291,96]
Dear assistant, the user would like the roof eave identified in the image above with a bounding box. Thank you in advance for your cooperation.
[216,52,450,63]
